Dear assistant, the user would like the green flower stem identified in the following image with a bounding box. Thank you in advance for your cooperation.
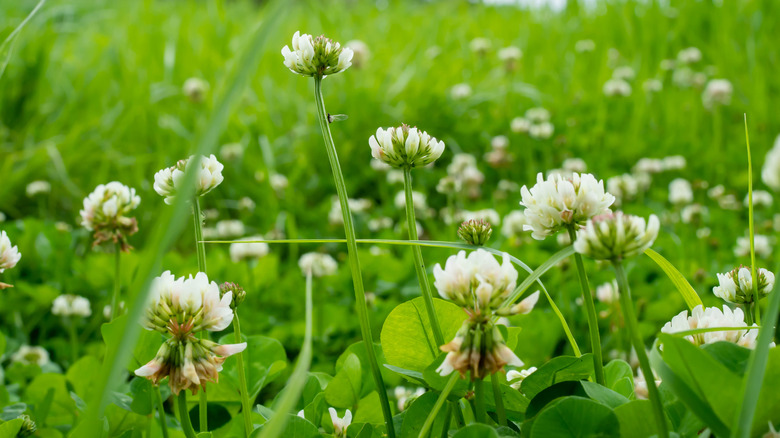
[491,374,506,426]
[613,262,668,438]
[439,405,452,438]
[745,304,754,326]
[110,243,121,321]
[192,198,208,432]
[744,115,761,325]
[313,76,395,438]
[567,227,604,385]
[67,318,78,365]
[233,312,253,436]
[451,401,465,428]
[473,378,487,424]
[154,388,170,438]
[403,167,445,347]
[177,391,197,438]
[418,373,459,438]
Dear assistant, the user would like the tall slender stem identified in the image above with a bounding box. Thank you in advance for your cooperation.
[744,115,761,324]
[192,198,208,431]
[403,168,445,347]
[418,373,459,438]
[110,244,121,321]
[313,76,395,438]
[67,318,78,365]
[473,378,487,424]
[490,375,506,426]
[177,391,197,438]
[154,388,170,438]
[567,227,604,385]
[233,313,253,436]
[613,262,668,438]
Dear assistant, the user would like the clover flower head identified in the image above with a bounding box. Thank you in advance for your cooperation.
[457,219,493,246]
[52,294,92,318]
[702,79,733,109]
[11,345,50,367]
[369,124,445,169]
[0,230,21,278]
[153,155,224,204]
[80,182,140,251]
[603,78,632,96]
[433,249,519,313]
[574,211,659,261]
[520,172,615,240]
[229,236,269,263]
[713,266,774,304]
[669,178,694,205]
[281,31,353,77]
[437,322,523,379]
[507,366,537,390]
[328,408,352,437]
[299,252,338,277]
[761,135,780,192]
[661,304,771,349]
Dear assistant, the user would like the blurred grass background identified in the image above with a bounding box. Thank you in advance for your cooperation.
[1,0,779,378]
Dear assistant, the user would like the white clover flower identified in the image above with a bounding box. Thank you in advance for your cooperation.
[612,66,636,81]
[369,125,445,169]
[702,79,733,109]
[507,366,537,390]
[370,159,392,172]
[501,210,528,239]
[574,212,660,261]
[394,190,427,213]
[146,271,234,333]
[498,46,522,61]
[269,173,289,194]
[575,39,595,53]
[668,178,694,205]
[672,66,694,88]
[642,79,663,93]
[456,209,501,226]
[368,216,393,232]
[734,234,773,259]
[745,190,773,208]
[692,72,708,88]
[469,37,492,55]
[677,47,702,64]
[662,155,687,171]
[596,280,619,304]
[219,143,243,160]
[299,252,338,277]
[153,155,224,205]
[450,83,472,100]
[80,182,141,250]
[394,387,426,411]
[603,78,632,97]
[229,236,270,263]
[633,158,665,174]
[345,40,370,69]
[660,59,676,71]
[433,249,518,311]
[562,158,587,173]
[215,219,245,238]
[680,204,708,224]
[26,181,51,197]
[281,31,352,77]
[0,230,21,274]
[525,107,550,123]
[529,122,554,139]
[103,301,125,319]
[633,368,660,400]
[661,305,770,349]
[491,135,509,150]
[520,172,615,240]
[11,345,50,367]
[510,117,531,133]
[182,78,209,103]
[328,408,352,437]
[329,197,372,225]
[713,267,774,304]
[52,294,92,318]
[761,135,780,192]
[606,174,639,206]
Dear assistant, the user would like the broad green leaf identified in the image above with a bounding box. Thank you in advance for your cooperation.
[603,360,635,399]
[0,418,23,436]
[128,377,153,416]
[520,354,594,400]
[380,297,466,373]
[613,400,660,438]
[701,342,751,376]
[643,249,702,310]
[399,391,448,438]
[579,381,629,409]
[382,365,425,386]
[251,414,319,438]
[325,353,363,408]
[66,355,102,400]
[25,374,77,426]
[752,347,780,435]
[452,423,500,438]
[529,396,620,438]
[353,392,383,425]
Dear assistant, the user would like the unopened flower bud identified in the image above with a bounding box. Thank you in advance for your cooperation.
[17,414,36,437]
[281,31,353,77]
[457,219,493,246]
[574,212,659,261]
[220,282,246,310]
[369,124,445,169]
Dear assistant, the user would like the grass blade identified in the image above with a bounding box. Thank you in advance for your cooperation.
[0,0,45,81]
[744,114,760,323]
[644,248,703,310]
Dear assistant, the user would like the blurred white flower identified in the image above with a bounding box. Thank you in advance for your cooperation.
[182,78,209,103]
[680,204,708,224]
[238,197,256,211]
[607,174,639,206]
[456,209,501,225]
[761,135,780,191]
[216,220,245,238]
[394,387,426,411]
[368,216,394,232]
[612,66,635,81]
[299,252,338,277]
[510,117,531,133]
[450,83,472,99]
[529,122,554,139]
[469,37,492,55]
[660,59,676,71]
[677,47,702,64]
[103,301,125,319]
[281,31,352,77]
[596,280,619,304]
[394,191,427,214]
[642,79,663,93]
[574,212,660,261]
[633,158,665,174]
[668,178,694,205]
[498,46,522,61]
[501,210,528,239]
[525,107,550,123]
[345,40,370,69]
[11,345,50,367]
[329,198,372,225]
[562,158,587,173]
[603,78,632,97]
[153,155,224,204]
[520,172,615,240]
[734,234,772,259]
[369,125,445,169]
[370,159,392,172]
[661,305,769,349]
[328,408,352,437]
[219,143,243,160]
[633,368,660,400]
[80,182,141,250]
[507,366,537,390]
[0,230,21,274]
[491,135,509,150]
[745,190,773,208]
[702,79,733,109]
[52,294,92,318]
[574,39,595,53]
[713,266,774,304]
[26,181,51,197]
[662,155,687,171]
[229,236,270,263]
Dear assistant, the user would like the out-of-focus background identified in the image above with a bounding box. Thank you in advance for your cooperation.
[1,0,779,420]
